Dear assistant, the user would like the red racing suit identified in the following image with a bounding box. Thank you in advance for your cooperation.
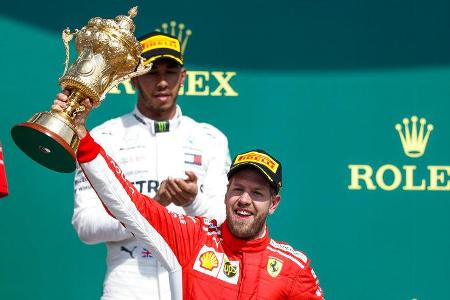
[77,132,324,300]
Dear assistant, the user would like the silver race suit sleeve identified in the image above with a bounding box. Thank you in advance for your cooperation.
[72,164,133,244]
[72,126,132,244]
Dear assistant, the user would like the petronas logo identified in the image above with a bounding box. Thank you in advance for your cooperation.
[395,116,433,158]
[155,20,192,54]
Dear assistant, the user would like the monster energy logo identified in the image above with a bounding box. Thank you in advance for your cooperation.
[155,121,170,133]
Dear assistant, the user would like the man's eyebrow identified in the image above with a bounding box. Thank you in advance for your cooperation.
[252,187,266,193]
[230,181,244,188]
[231,182,265,191]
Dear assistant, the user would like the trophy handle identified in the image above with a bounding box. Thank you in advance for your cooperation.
[98,58,152,101]
[61,28,79,76]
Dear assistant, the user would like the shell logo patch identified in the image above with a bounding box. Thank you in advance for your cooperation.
[193,246,239,284]
[267,257,283,278]
[199,251,219,271]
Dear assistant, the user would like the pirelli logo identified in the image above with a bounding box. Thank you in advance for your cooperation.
[234,152,279,172]
[141,35,181,52]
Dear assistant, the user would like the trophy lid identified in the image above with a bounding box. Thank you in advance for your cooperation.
[80,7,142,56]
[115,6,138,34]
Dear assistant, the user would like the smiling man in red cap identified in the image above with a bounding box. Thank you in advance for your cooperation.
[52,81,324,298]
[73,129,324,298]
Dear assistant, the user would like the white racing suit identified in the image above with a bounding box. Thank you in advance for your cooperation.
[72,106,231,299]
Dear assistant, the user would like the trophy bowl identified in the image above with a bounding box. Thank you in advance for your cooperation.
[11,7,151,173]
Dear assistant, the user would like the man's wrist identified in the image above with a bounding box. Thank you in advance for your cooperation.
[77,126,88,139]
[181,197,195,207]
[154,195,171,207]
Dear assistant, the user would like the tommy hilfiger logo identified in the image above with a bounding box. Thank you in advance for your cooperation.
[395,116,433,158]
[185,153,202,166]
[155,21,192,54]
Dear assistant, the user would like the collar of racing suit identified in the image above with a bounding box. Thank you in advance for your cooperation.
[132,105,182,135]
[220,221,270,253]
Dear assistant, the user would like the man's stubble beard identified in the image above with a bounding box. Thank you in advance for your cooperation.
[226,208,269,240]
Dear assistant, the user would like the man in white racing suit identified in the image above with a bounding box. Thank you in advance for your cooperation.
[69,31,231,299]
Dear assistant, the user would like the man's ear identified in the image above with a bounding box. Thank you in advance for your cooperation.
[268,195,281,215]
[223,182,230,205]
[180,68,187,86]
[224,184,230,204]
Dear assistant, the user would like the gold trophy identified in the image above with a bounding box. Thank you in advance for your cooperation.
[11,7,151,173]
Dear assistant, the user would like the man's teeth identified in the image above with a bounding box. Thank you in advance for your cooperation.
[236,210,251,216]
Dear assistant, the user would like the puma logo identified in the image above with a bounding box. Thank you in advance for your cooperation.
[120,246,137,258]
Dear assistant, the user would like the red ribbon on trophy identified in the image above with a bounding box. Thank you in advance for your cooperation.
[0,141,9,198]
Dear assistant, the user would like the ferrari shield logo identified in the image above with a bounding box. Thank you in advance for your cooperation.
[267,257,283,278]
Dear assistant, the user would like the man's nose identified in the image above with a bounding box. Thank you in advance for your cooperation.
[237,192,252,205]
[156,76,169,88]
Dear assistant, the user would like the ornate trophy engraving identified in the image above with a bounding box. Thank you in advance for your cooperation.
[11,7,151,173]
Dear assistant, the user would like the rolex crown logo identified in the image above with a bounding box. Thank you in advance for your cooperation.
[395,115,433,158]
[155,20,192,54]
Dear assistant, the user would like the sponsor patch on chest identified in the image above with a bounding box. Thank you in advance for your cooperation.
[193,245,239,284]
[184,153,203,166]
[267,257,283,278]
